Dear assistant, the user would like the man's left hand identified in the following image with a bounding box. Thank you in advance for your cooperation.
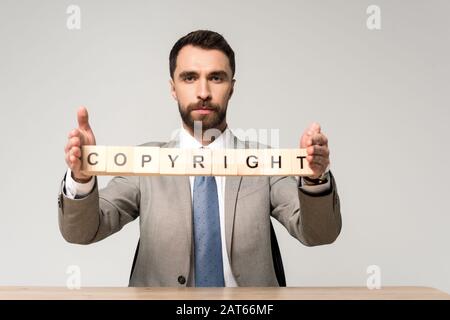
[300,122,330,179]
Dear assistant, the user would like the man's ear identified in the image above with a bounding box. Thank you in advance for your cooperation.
[169,78,178,101]
[229,79,236,99]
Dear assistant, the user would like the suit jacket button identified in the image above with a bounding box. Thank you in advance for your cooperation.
[178,275,186,285]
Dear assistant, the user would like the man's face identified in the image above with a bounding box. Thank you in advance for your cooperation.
[170,45,235,132]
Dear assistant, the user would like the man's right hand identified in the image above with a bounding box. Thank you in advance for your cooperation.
[64,106,96,183]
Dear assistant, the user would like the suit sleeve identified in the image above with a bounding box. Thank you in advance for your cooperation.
[57,172,140,244]
[269,171,342,246]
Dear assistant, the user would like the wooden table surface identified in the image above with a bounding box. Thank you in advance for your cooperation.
[0,286,448,300]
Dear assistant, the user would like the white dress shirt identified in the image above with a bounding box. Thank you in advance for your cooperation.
[64,126,331,287]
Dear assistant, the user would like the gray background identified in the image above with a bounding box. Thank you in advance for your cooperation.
[1,0,449,292]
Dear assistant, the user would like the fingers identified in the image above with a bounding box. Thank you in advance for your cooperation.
[307,155,329,167]
[307,147,330,171]
[64,136,81,153]
[306,122,321,135]
[66,152,82,171]
[65,146,80,169]
[68,128,79,139]
[300,130,310,148]
[300,122,323,148]
[306,145,329,157]
[77,106,91,130]
[65,142,81,159]
[64,130,83,170]
[307,154,330,177]
[70,146,82,158]
[306,132,328,147]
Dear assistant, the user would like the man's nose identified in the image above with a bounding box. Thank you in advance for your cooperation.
[196,78,211,101]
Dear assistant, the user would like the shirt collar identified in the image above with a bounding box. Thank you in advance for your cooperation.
[179,126,232,149]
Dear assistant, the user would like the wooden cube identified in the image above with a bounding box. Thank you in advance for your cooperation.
[133,146,160,175]
[263,149,292,176]
[291,148,314,176]
[159,148,188,175]
[106,146,135,175]
[185,148,212,175]
[81,145,107,175]
[212,149,238,176]
[237,149,264,176]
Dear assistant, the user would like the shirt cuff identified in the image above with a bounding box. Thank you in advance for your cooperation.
[65,168,95,199]
[298,171,331,194]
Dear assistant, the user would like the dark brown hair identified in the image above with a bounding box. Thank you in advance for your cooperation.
[169,30,235,79]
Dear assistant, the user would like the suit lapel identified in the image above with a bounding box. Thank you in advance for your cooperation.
[173,175,192,263]
[162,134,193,264]
[224,176,242,265]
[224,133,245,265]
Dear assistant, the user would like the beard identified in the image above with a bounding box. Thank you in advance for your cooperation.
[178,100,227,131]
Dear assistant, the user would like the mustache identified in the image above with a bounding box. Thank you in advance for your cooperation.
[187,101,220,112]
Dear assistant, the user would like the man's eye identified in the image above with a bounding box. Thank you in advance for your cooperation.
[184,76,196,82]
[211,76,222,82]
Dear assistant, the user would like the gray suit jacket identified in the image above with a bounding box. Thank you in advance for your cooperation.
[57,132,342,287]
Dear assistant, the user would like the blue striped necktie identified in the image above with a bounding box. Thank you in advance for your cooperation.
[193,175,225,287]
